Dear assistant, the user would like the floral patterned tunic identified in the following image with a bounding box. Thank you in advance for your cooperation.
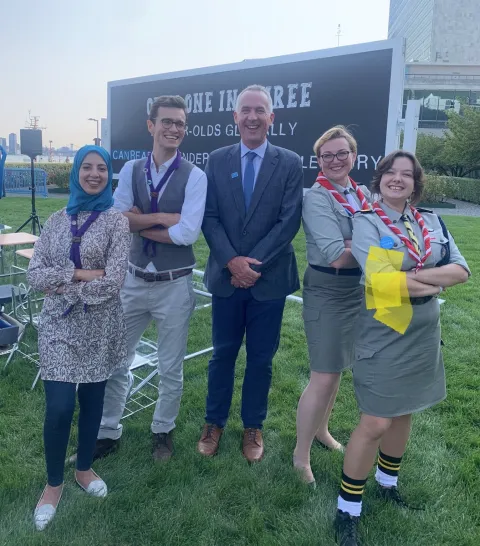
[27,208,131,383]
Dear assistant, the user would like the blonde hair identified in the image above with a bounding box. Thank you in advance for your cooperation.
[313,125,357,157]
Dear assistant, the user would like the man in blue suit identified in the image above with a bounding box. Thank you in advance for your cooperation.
[198,85,304,462]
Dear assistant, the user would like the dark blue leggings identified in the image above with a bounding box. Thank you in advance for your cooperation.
[43,380,107,487]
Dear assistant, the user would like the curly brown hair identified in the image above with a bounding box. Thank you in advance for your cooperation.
[370,150,425,205]
[148,95,187,123]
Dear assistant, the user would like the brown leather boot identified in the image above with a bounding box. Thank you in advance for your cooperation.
[242,428,264,463]
[197,424,223,457]
[152,432,174,461]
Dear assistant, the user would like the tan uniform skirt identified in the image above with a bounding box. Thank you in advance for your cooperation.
[353,296,446,417]
[303,265,363,373]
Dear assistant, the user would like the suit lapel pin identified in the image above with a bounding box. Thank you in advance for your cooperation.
[231,172,239,179]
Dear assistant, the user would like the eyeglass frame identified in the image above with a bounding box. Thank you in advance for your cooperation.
[152,117,187,130]
[318,150,352,163]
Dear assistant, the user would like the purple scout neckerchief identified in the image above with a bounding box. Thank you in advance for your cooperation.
[142,150,181,257]
[62,211,101,316]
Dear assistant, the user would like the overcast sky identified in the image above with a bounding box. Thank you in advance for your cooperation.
[1,0,390,148]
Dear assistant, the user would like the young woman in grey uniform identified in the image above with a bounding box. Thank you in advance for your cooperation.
[294,126,371,485]
[334,150,470,546]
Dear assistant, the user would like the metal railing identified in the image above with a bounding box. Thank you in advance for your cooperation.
[406,73,480,81]
[405,74,480,87]
[4,168,48,198]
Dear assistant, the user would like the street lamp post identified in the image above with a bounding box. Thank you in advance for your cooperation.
[88,118,101,146]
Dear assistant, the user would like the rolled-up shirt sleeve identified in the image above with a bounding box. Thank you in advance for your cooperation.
[168,170,207,246]
[303,190,346,265]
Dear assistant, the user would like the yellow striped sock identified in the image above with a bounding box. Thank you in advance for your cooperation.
[339,472,367,503]
[377,451,402,478]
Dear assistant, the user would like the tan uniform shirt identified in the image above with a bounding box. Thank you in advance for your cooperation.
[303,181,371,267]
[351,202,470,285]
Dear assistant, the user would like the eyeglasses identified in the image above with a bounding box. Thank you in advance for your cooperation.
[154,118,186,130]
[320,151,351,163]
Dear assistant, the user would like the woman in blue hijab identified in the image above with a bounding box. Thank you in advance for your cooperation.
[27,146,131,530]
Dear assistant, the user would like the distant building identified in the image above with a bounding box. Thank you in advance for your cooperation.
[8,133,17,155]
[56,146,75,157]
[0,137,6,150]
[404,62,480,135]
[389,0,480,64]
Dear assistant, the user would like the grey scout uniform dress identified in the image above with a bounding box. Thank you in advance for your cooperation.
[351,203,470,417]
[302,180,371,373]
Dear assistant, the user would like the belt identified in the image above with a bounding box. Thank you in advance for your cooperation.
[365,289,434,306]
[409,296,434,305]
[309,264,362,277]
[128,265,192,282]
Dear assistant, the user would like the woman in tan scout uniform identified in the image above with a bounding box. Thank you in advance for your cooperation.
[294,126,371,486]
[333,150,470,546]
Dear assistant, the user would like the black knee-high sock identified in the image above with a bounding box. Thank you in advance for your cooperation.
[376,450,402,487]
[337,472,367,517]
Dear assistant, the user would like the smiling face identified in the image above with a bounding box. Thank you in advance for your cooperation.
[379,156,416,206]
[317,137,356,186]
[78,152,108,194]
[147,106,186,153]
[234,90,274,149]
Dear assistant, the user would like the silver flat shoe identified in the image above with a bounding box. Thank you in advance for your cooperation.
[75,470,108,498]
[34,485,63,531]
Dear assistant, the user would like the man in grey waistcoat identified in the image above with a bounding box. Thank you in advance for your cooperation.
[95,95,207,460]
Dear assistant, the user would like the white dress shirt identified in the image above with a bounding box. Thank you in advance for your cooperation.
[240,139,268,189]
[113,151,207,271]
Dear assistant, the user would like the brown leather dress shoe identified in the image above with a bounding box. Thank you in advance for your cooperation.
[152,432,174,461]
[197,424,223,457]
[242,428,264,463]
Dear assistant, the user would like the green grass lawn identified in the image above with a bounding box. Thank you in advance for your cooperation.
[0,197,479,546]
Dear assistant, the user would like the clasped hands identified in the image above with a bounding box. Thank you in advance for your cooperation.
[227,256,262,289]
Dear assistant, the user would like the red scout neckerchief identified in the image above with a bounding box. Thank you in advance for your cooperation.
[372,201,432,270]
[315,172,369,216]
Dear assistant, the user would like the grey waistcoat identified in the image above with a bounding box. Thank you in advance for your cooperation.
[130,157,195,271]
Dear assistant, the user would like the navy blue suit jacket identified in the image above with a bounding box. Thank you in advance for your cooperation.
[202,141,304,301]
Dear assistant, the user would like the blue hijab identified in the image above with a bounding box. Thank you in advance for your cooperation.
[66,145,114,215]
